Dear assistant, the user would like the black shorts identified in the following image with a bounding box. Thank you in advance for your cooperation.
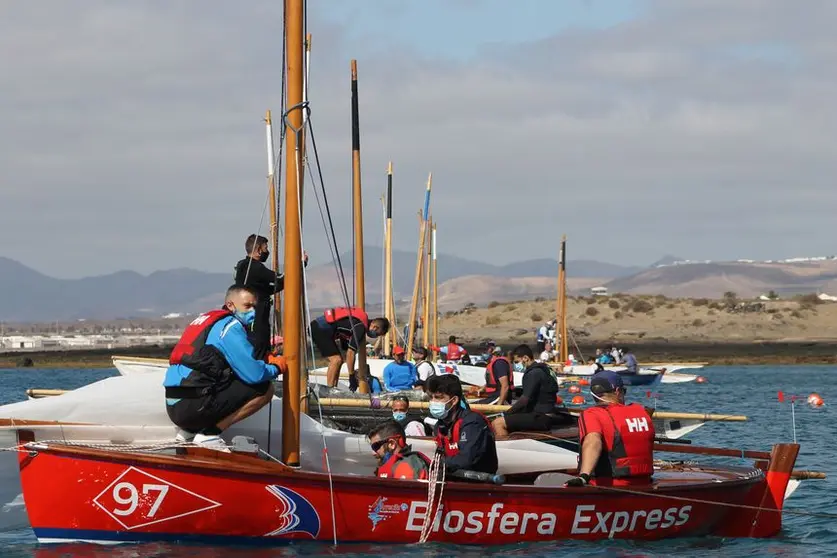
[536,341,546,353]
[310,321,340,358]
[166,376,272,434]
[503,412,554,433]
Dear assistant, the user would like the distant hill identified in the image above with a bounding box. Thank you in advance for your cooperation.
[0,251,638,322]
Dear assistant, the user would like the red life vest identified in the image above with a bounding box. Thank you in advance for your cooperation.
[446,343,463,361]
[169,310,231,367]
[581,403,655,485]
[375,446,431,480]
[484,356,514,394]
[323,306,369,328]
[434,410,490,458]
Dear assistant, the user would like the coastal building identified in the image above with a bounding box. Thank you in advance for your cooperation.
[590,286,608,296]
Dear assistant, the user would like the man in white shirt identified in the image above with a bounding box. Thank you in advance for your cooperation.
[390,395,427,437]
[412,346,436,389]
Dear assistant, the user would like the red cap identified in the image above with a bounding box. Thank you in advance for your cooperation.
[393,346,405,355]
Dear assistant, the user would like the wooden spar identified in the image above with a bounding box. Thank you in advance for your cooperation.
[313,397,747,422]
[422,216,432,348]
[350,59,370,394]
[405,174,432,356]
[383,162,394,357]
[265,110,282,334]
[26,388,67,398]
[280,0,304,467]
[557,235,568,363]
[432,222,438,359]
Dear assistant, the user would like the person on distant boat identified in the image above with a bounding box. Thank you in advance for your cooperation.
[428,374,498,475]
[233,234,308,360]
[610,346,623,364]
[596,348,615,365]
[309,306,390,390]
[383,346,419,391]
[492,344,560,438]
[539,340,557,363]
[369,419,430,480]
[621,347,638,374]
[390,395,428,437]
[164,285,286,451]
[536,323,548,353]
[441,335,467,362]
[475,347,513,404]
[565,370,655,487]
[412,346,436,390]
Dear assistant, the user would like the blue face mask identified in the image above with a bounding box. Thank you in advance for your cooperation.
[429,400,451,419]
[234,308,256,326]
[381,451,393,463]
[366,329,379,339]
[392,411,407,422]
[513,361,525,373]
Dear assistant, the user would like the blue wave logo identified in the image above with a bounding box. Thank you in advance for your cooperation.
[265,485,321,538]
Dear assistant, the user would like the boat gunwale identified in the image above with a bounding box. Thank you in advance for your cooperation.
[21,439,768,498]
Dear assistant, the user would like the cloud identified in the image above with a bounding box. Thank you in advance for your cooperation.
[1,0,835,281]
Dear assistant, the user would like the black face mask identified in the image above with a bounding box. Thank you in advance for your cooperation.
[258,250,270,263]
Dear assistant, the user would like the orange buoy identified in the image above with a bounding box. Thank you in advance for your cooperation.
[578,379,590,386]
[807,393,824,407]
[695,376,708,384]
[555,395,564,405]
[568,385,582,394]
[571,395,585,405]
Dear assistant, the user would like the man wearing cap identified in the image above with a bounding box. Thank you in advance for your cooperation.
[565,370,655,487]
[382,346,419,392]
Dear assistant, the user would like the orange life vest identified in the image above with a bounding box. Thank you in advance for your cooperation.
[484,355,514,394]
[323,306,369,328]
[446,343,463,361]
[375,446,431,480]
[580,403,655,485]
[169,309,231,367]
[435,411,490,458]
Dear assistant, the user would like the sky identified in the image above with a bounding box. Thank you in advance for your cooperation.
[1,0,835,279]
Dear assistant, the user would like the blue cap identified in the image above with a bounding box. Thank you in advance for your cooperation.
[590,370,624,395]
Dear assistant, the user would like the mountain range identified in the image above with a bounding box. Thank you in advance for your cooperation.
[2,251,835,322]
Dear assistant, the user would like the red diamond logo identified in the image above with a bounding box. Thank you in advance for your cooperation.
[93,466,221,530]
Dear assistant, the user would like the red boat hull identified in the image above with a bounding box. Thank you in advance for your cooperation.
[18,442,797,546]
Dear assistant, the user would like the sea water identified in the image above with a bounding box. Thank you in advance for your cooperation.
[0,365,834,557]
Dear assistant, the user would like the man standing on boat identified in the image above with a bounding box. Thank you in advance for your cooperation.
[309,306,390,390]
[427,374,498,475]
[491,344,560,438]
[233,234,308,359]
[163,285,286,451]
[369,420,430,480]
[412,346,436,390]
[565,370,655,487]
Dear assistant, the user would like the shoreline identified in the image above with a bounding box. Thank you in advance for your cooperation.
[2,340,837,368]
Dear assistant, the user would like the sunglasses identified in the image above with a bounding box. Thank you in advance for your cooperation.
[370,436,399,452]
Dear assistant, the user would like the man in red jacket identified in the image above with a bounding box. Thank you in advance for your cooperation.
[566,370,655,487]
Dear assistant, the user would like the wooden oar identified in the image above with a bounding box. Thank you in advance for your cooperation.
[314,397,748,422]
[26,389,67,398]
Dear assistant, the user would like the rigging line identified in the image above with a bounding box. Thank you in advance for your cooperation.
[588,483,837,520]
[241,182,275,287]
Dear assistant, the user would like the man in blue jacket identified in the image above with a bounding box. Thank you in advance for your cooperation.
[164,285,285,451]
[383,346,418,391]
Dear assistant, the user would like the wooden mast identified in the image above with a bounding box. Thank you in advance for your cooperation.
[432,222,438,359]
[350,59,370,394]
[383,162,394,357]
[265,111,282,334]
[405,174,431,356]
[557,235,568,364]
[280,0,305,467]
[422,217,432,348]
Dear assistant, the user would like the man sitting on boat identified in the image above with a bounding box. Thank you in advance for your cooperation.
[621,347,638,374]
[382,346,419,391]
[565,370,655,487]
[369,420,430,480]
[390,395,428,437]
[233,234,308,359]
[491,344,560,438]
[473,347,512,405]
[164,285,286,450]
[427,374,498,475]
[309,306,390,390]
[412,346,436,390]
